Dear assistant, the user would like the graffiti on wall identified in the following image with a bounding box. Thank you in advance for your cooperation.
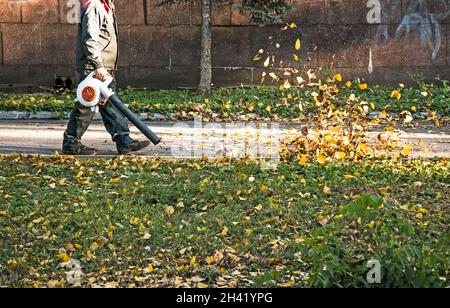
[371,0,450,61]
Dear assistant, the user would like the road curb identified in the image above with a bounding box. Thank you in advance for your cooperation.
[0,111,170,121]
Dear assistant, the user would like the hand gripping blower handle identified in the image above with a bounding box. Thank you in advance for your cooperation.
[76,72,161,145]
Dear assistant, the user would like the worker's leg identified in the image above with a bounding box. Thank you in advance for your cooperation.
[98,75,134,149]
[63,97,96,153]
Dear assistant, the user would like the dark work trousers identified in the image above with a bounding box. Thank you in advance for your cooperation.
[63,71,133,152]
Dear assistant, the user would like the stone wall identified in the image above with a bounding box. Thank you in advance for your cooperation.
[0,0,449,89]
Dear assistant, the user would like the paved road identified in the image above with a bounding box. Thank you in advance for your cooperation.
[0,120,448,158]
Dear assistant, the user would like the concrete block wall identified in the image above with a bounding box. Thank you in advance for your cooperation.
[0,0,449,89]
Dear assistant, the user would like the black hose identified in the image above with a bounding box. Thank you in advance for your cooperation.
[108,94,161,145]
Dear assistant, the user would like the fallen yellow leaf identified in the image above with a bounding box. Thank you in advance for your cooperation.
[419,208,428,214]
[219,226,229,238]
[299,154,308,166]
[335,151,346,160]
[316,155,326,164]
[58,252,70,262]
[390,90,402,100]
[190,256,197,266]
[47,280,60,288]
[129,216,140,225]
[193,163,202,170]
[379,187,389,193]
[401,145,412,156]
[317,214,328,226]
[295,38,301,50]
[165,206,175,217]
[205,256,215,265]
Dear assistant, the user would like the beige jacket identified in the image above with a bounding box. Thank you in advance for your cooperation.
[76,0,118,73]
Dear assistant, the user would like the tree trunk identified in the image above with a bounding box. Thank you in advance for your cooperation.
[198,0,212,96]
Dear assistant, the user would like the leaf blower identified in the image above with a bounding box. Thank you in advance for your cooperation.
[76,72,161,145]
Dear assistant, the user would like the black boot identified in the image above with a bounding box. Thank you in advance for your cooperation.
[62,144,98,156]
[117,140,151,155]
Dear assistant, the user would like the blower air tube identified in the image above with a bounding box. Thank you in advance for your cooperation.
[108,94,161,145]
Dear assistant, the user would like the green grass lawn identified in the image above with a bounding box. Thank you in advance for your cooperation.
[0,82,449,120]
[0,155,448,288]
